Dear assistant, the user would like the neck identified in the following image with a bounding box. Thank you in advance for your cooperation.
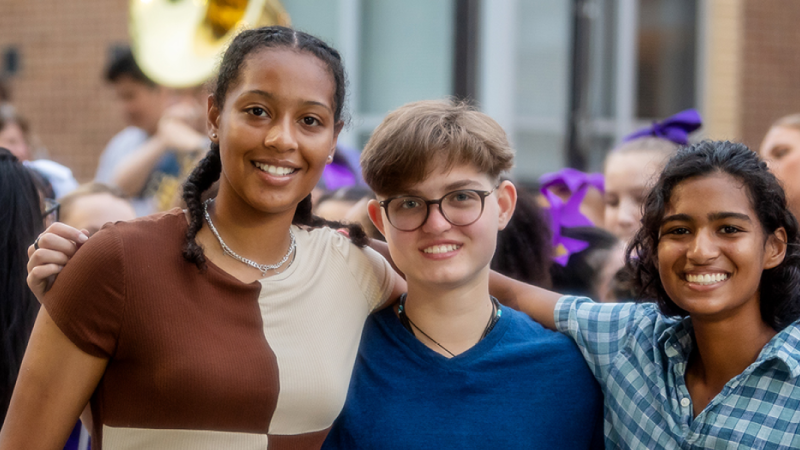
[401,271,494,357]
[196,186,297,283]
[686,303,776,408]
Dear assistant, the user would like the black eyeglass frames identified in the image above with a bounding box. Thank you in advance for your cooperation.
[378,187,497,232]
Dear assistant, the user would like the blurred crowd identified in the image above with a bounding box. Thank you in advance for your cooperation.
[4,30,800,450]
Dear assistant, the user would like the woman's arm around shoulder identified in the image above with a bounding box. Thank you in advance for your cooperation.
[0,308,108,449]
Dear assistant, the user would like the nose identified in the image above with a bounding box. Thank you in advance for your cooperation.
[686,229,719,264]
[421,203,452,234]
[264,116,297,152]
[616,198,639,229]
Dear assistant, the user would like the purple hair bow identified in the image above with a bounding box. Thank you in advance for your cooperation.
[622,108,702,146]
[539,168,605,266]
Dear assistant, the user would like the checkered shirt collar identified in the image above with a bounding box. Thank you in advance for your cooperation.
[658,316,800,379]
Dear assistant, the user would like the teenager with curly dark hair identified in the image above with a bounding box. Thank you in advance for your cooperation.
[562,141,800,448]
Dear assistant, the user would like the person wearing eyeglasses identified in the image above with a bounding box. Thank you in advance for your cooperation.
[322,100,603,449]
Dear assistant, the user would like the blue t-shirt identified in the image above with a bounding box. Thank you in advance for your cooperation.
[323,305,604,449]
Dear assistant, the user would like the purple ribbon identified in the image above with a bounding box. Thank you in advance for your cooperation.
[622,108,702,146]
[538,168,604,266]
[541,189,591,266]
[321,162,357,191]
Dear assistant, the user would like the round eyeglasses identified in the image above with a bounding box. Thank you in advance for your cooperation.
[378,187,496,232]
[42,198,60,228]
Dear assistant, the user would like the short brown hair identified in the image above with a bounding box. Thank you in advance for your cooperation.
[360,99,514,196]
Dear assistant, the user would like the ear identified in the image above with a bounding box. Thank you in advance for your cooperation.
[367,199,387,236]
[328,121,344,164]
[764,227,788,270]
[495,180,517,231]
[207,95,220,142]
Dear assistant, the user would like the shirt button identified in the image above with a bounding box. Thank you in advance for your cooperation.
[681,398,691,408]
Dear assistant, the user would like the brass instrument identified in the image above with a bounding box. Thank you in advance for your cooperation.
[130,0,291,88]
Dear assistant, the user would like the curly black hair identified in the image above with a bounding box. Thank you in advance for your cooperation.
[181,26,367,270]
[627,140,800,331]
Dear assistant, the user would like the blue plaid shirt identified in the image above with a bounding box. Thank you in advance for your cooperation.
[555,296,800,449]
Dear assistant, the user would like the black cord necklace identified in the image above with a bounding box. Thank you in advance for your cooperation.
[397,294,502,357]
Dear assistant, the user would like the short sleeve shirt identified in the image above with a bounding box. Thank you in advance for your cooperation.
[555,296,800,449]
[42,209,395,450]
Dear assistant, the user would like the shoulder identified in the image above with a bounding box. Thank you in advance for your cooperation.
[85,208,187,260]
[502,306,581,348]
[106,126,149,147]
[101,207,185,239]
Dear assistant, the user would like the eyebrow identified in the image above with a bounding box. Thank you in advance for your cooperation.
[661,211,752,225]
[404,180,487,197]
[242,89,333,113]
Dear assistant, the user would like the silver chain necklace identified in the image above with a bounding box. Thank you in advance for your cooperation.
[203,199,296,276]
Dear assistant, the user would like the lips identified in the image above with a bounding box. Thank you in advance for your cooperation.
[252,161,297,176]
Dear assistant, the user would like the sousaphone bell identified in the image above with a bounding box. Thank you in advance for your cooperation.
[130,0,291,88]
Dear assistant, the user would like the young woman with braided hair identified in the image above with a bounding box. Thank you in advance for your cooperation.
[1,27,408,449]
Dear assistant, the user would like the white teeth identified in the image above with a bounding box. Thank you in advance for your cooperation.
[686,273,729,285]
[254,162,295,176]
[423,244,460,254]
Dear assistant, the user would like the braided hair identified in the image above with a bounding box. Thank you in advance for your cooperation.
[182,26,367,270]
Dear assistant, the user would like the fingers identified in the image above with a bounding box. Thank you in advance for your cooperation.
[26,223,88,297]
[32,229,84,260]
[26,264,62,301]
[42,222,89,246]
[28,248,72,274]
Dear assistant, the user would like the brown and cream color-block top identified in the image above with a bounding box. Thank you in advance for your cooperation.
[43,209,395,450]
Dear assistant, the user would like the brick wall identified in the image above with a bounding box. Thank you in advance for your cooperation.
[0,0,129,182]
[4,0,800,181]
[740,0,800,149]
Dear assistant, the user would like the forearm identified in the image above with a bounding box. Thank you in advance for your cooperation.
[112,136,168,196]
[489,271,562,329]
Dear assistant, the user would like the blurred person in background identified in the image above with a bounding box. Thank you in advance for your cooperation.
[96,48,208,216]
[758,114,800,219]
[549,227,623,303]
[491,186,553,288]
[59,183,137,237]
[0,105,77,198]
[314,186,384,241]
[603,109,701,243]
[0,148,42,425]
[314,186,373,222]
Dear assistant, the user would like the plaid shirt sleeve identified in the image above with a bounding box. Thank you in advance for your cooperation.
[554,296,646,382]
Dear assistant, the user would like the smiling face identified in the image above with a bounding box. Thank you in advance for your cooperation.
[208,48,341,217]
[369,163,516,291]
[656,173,786,323]
[759,125,800,217]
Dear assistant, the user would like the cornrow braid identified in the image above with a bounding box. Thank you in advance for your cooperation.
[182,143,222,269]
[293,194,369,248]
